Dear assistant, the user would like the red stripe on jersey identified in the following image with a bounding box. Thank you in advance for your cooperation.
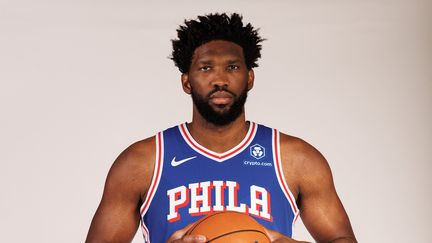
[140,132,162,215]
[180,122,256,160]
[273,129,298,214]
[141,220,149,242]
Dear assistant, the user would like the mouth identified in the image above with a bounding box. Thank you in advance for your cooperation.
[209,91,234,106]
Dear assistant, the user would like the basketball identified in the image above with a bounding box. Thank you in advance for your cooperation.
[186,211,271,243]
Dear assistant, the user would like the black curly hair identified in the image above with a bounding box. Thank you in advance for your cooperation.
[171,13,264,73]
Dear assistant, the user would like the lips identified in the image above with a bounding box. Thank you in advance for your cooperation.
[209,91,234,105]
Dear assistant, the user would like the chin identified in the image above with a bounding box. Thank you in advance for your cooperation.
[213,108,232,116]
[212,103,232,111]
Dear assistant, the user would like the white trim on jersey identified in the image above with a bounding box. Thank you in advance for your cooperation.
[272,129,300,230]
[178,122,257,162]
[139,132,164,243]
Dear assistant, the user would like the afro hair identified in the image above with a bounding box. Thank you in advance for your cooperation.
[171,13,264,73]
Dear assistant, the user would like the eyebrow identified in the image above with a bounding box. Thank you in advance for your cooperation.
[227,59,241,64]
[196,59,242,65]
[197,60,213,65]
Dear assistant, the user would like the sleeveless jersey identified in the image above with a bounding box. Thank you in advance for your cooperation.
[139,122,299,242]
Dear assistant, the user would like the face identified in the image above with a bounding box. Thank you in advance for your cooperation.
[181,40,254,125]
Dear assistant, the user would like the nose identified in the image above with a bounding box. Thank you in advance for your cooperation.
[210,69,229,88]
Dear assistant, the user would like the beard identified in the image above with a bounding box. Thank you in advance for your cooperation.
[191,85,248,126]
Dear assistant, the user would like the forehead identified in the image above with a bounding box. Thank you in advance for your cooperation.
[192,40,244,62]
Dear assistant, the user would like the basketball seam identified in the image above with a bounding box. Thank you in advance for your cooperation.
[206,229,269,243]
[187,211,226,234]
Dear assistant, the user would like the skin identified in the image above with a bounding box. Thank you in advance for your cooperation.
[86,40,357,243]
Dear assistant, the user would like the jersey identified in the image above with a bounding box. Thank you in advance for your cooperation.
[139,122,299,242]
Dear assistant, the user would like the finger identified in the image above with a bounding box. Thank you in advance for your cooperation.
[168,234,206,243]
[166,223,206,243]
[263,226,283,241]
[181,234,206,242]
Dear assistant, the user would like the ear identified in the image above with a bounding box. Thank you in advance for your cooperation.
[247,69,255,91]
[181,73,192,94]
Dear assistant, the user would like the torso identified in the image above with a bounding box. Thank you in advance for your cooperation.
[138,122,300,242]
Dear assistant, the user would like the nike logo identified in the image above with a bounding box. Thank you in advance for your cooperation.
[171,156,197,167]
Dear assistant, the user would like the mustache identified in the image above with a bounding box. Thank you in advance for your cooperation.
[207,86,236,98]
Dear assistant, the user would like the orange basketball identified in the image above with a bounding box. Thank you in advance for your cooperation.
[186,211,271,243]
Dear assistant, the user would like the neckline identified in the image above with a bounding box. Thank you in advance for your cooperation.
[178,122,257,162]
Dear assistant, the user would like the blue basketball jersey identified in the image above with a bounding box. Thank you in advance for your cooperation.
[139,122,299,242]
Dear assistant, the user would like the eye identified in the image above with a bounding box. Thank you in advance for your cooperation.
[227,65,239,71]
[199,66,211,72]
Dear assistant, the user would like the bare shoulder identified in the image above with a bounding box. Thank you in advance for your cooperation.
[106,136,156,199]
[278,132,332,197]
[113,136,156,170]
[86,137,157,242]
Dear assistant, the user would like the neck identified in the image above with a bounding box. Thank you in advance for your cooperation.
[187,110,249,153]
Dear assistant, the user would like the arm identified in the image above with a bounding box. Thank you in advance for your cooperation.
[280,134,357,243]
[86,138,155,243]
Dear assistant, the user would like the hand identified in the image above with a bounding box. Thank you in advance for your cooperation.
[166,223,206,243]
[264,227,310,243]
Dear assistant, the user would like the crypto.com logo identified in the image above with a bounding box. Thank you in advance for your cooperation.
[250,144,265,160]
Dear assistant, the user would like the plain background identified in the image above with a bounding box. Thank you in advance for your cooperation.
[1,0,431,242]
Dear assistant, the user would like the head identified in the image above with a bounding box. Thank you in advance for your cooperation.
[171,13,264,125]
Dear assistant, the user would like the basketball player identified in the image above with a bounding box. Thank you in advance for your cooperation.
[86,13,357,243]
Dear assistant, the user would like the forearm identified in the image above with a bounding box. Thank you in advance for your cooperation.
[280,236,356,243]
[326,236,357,243]
[271,239,310,243]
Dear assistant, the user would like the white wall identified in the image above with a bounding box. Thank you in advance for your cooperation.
[1,0,431,242]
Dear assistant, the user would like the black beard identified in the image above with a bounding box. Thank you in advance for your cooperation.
[191,86,248,126]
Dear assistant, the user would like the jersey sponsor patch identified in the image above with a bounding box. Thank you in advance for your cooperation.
[250,144,265,159]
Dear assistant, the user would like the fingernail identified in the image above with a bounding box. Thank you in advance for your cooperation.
[196,235,206,242]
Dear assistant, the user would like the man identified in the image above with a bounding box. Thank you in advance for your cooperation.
[86,13,356,243]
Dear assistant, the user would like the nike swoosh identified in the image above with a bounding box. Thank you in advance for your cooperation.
[171,156,197,167]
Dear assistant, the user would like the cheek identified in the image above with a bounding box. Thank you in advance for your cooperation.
[189,81,207,96]
[232,73,250,86]
[189,75,212,89]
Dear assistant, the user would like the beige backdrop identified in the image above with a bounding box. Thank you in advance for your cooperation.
[1,0,431,242]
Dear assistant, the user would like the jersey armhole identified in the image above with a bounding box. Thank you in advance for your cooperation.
[139,132,164,243]
[272,129,300,226]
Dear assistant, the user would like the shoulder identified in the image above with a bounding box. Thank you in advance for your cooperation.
[111,136,156,173]
[115,136,156,167]
[278,132,332,196]
[106,136,157,199]
[278,132,328,170]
